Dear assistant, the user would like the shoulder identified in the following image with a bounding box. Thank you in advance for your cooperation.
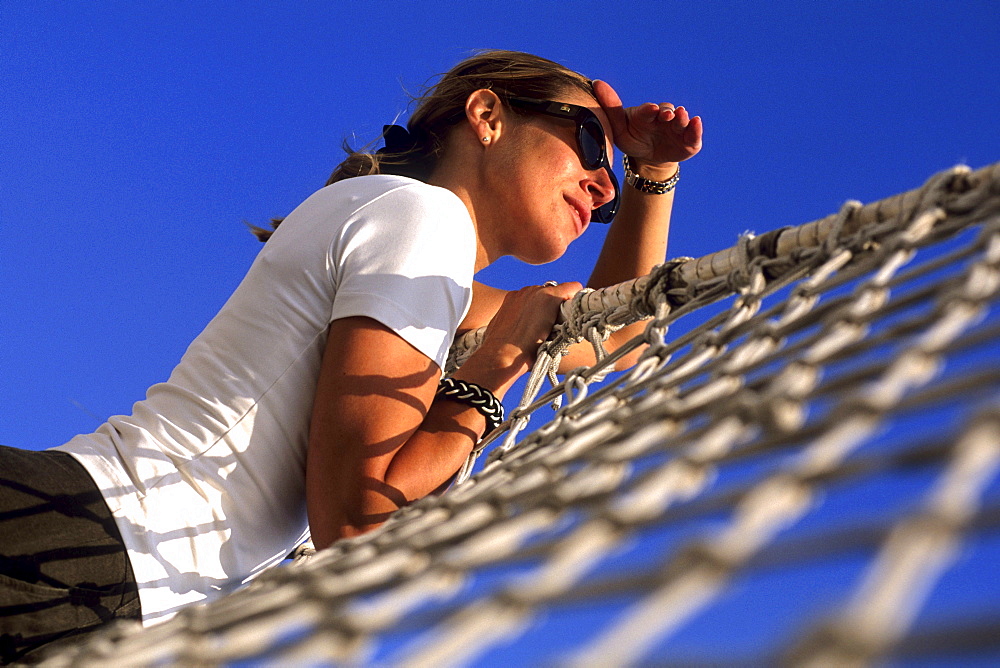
[317,175,465,216]
[333,176,474,247]
[350,176,469,226]
[270,175,473,252]
[321,177,476,280]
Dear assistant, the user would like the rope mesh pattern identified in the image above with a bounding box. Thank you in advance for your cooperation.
[41,162,1000,666]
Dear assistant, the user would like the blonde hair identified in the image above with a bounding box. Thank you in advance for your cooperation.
[253,50,594,241]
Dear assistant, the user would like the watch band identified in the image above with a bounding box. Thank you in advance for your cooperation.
[623,155,680,194]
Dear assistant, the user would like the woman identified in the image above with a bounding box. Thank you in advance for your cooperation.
[0,50,701,662]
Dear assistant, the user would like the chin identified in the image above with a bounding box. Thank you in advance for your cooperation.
[518,243,569,265]
[511,216,577,264]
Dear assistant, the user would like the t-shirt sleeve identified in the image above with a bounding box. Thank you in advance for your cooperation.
[328,182,475,370]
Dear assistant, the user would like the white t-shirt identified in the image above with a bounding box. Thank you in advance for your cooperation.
[55,175,476,623]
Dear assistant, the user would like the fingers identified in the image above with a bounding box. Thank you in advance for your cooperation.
[474,281,579,369]
[595,79,703,163]
[637,102,692,134]
[492,282,581,334]
[502,281,582,335]
[656,103,677,122]
[544,280,583,301]
[684,115,704,150]
[654,104,703,152]
[465,280,585,386]
[651,104,686,127]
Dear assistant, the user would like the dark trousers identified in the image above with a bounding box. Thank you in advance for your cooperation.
[0,445,140,664]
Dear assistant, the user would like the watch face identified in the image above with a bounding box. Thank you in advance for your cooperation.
[625,164,679,194]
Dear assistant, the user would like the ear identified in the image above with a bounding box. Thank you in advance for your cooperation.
[463,89,506,144]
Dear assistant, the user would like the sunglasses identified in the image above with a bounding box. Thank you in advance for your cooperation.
[508,97,620,223]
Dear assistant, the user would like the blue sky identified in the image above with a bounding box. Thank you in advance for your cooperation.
[4,1,997,450]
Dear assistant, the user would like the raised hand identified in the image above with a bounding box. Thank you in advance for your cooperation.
[593,79,703,168]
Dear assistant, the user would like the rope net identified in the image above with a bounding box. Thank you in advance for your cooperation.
[44,162,1000,666]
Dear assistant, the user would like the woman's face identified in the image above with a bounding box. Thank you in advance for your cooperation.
[486,89,617,265]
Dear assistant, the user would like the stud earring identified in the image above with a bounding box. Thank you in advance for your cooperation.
[482,136,490,143]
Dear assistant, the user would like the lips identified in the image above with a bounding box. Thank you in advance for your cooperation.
[564,195,591,234]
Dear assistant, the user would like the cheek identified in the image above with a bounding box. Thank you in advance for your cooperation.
[495,126,583,224]
[518,124,579,175]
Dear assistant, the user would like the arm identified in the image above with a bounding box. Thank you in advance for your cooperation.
[587,79,703,288]
[307,282,580,549]
[582,80,703,368]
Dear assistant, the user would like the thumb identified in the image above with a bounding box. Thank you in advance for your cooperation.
[593,80,628,140]
[549,280,583,301]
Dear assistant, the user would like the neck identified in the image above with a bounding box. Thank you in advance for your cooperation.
[428,159,503,273]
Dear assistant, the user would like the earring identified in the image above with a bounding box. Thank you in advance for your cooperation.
[482,136,490,143]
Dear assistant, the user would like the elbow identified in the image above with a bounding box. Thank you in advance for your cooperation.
[308,474,407,550]
[311,507,397,550]
[328,520,381,545]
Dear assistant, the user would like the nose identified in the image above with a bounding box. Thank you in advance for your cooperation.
[586,165,617,210]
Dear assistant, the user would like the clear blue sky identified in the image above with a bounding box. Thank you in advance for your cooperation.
[3,2,997,449]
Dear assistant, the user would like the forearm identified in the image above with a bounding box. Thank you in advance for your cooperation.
[316,290,568,547]
[381,355,519,506]
[574,160,680,367]
[314,388,494,545]
[589,160,678,289]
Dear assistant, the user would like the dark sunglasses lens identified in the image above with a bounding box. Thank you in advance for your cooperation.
[593,165,620,223]
[579,120,605,169]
